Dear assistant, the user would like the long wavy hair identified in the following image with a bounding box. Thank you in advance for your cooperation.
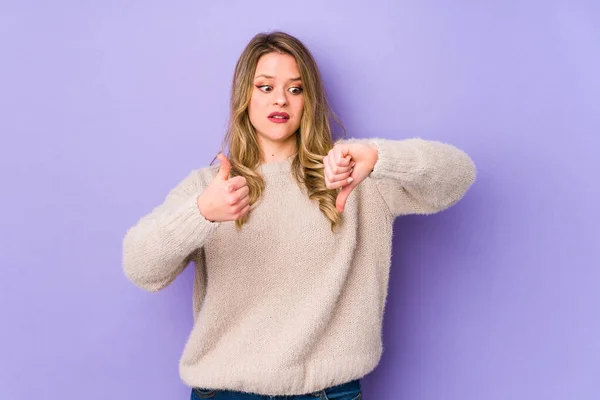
[213,31,346,231]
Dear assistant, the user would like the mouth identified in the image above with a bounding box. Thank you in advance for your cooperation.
[267,112,290,124]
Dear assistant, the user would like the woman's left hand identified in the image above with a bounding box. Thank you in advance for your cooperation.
[323,142,378,212]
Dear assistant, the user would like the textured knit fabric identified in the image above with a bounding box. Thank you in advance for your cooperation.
[122,137,476,396]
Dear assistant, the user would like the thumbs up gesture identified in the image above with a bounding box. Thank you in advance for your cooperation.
[196,154,250,222]
[324,142,378,212]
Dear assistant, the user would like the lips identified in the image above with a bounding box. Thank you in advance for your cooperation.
[268,111,290,119]
[267,111,290,124]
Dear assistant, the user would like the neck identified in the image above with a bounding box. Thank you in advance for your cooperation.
[259,136,298,164]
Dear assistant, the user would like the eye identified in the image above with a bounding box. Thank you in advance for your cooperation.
[257,85,272,93]
[289,86,303,95]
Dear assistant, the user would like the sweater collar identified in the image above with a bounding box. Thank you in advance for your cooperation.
[259,153,296,175]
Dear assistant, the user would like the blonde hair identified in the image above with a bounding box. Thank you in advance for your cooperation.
[214,31,345,231]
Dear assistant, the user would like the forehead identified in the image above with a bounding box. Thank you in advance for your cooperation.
[254,52,300,78]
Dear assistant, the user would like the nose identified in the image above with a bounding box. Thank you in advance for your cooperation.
[273,87,288,107]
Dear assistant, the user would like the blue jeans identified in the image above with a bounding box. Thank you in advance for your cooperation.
[190,379,362,400]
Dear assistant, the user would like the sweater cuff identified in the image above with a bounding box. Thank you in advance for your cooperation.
[159,192,220,255]
[366,138,423,182]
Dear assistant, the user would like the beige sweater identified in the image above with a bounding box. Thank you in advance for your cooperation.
[122,137,476,396]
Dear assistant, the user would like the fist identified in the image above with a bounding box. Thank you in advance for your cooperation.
[324,142,378,212]
[196,154,250,222]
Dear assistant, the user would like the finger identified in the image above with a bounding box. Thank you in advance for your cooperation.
[226,185,249,205]
[226,176,247,192]
[216,153,231,180]
[329,156,354,177]
[324,166,338,189]
[234,194,250,211]
[324,155,336,183]
[328,175,354,190]
[328,153,353,179]
[325,154,335,180]
[327,152,337,173]
[237,203,250,219]
[234,184,249,199]
[336,182,356,212]
[328,170,353,187]
[335,144,351,159]
[333,146,352,167]
[324,168,332,188]
[329,157,355,185]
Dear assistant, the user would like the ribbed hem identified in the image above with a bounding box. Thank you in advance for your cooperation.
[179,347,382,396]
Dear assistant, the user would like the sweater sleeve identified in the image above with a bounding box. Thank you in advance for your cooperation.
[369,137,476,216]
[122,168,220,292]
[338,137,476,217]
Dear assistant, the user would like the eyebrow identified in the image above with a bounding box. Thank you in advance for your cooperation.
[254,74,302,82]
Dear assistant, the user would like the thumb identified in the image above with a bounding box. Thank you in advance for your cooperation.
[216,153,231,180]
[336,183,355,212]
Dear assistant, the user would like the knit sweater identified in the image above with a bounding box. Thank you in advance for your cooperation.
[122,137,476,396]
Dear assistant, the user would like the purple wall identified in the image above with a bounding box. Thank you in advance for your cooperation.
[1,1,598,399]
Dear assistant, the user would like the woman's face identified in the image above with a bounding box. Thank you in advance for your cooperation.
[248,52,304,151]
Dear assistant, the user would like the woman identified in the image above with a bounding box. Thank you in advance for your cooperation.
[122,31,476,400]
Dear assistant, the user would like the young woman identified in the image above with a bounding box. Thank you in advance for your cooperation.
[122,31,476,400]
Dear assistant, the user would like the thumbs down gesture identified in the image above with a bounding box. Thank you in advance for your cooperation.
[324,142,379,213]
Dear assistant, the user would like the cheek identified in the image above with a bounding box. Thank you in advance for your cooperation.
[248,94,262,123]
[293,97,305,118]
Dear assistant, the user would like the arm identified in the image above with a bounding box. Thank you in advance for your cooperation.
[367,137,476,217]
[122,169,219,292]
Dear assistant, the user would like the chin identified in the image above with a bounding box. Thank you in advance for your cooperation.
[260,128,299,143]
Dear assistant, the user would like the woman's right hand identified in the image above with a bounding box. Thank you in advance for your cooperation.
[196,154,250,222]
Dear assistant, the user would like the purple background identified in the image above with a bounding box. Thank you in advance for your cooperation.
[1,1,599,399]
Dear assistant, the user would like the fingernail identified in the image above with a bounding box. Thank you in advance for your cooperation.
[347,177,354,183]
[351,161,356,167]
